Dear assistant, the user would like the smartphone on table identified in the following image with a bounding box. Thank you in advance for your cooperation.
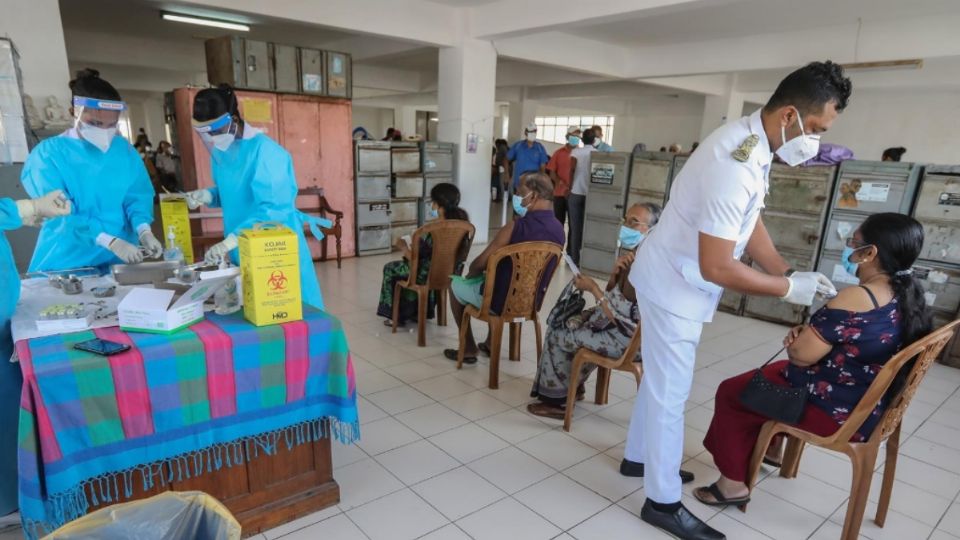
[73,338,130,356]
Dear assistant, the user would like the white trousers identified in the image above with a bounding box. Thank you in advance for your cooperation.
[624,295,703,503]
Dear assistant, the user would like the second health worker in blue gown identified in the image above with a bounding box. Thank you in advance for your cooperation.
[184,85,326,310]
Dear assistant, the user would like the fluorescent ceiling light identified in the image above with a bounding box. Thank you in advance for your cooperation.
[161,12,250,32]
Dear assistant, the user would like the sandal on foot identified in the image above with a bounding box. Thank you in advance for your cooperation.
[443,348,477,365]
[478,342,491,357]
[526,402,566,420]
[693,483,751,508]
[762,456,782,468]
[383,319,404,327]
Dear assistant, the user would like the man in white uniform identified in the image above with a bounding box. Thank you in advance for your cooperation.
[623,61,852,539]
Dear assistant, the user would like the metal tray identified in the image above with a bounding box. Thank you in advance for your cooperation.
[112,261,182,285]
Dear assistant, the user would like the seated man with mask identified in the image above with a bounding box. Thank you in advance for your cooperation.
[528,203,660,419]
[444,172,565,364]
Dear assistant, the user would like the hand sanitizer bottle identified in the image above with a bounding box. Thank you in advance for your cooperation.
[163,225,184,262]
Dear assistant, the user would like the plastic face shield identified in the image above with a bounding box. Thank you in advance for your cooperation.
[72,96,126,130]
[192,113,237,158]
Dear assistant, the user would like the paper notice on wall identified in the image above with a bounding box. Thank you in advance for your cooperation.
[939,192,960,206]
[836,221,853,242]
[832,263,859,285]
[924,292,937,306]
[302,74,322,93]
[240,98,272,124]
[855,182,890,203]
[928,269,949,284]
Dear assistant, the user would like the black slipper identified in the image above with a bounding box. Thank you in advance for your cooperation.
[762,456,782,468]
[443,348,477,365]
[478,342,490,357]
[693,483,751,508]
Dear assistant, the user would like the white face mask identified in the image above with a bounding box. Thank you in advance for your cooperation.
[211,133,235,152]
[78,122,117,153]
[775,110,820,167]
[525,132,536,142]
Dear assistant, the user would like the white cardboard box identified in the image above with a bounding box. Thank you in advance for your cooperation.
[118,276,233,334]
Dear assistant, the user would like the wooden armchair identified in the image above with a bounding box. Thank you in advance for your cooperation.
[563,324,643,431]
[455,241,563,389]
[744,319,960,540]
[391,220,476,347]
[298,188,344,268]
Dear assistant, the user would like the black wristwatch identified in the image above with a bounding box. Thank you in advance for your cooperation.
[784,268,796,277]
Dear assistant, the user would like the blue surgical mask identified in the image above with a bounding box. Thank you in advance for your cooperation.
[618,226,644,249]
[512,194,529,217]
[428,206,439,219]
[567,135,580,146]
[841,246,862,277]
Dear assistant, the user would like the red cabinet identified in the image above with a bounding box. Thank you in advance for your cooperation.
[174,88,355,259]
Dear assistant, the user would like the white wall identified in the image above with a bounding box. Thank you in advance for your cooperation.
[1,0,71,105]
[352,106,395,140]
[821,88,960,165]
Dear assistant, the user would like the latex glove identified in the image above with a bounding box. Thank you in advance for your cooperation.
[184,189,213,210]
[204,234,238,265]
[782,272,836,306]
[138,230,164,259]
[15,189,72,226]
[109,237,144,264]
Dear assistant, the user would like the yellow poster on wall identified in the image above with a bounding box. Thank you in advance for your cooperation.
[159,194,195,262]
[241,97,273,124]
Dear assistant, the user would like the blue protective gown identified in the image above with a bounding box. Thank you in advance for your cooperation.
[208,129,324,309]
[21,131,155,274]
[0,198,23,515]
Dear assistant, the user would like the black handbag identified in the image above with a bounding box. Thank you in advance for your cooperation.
[546,281,586,330]
[739,346,809,424]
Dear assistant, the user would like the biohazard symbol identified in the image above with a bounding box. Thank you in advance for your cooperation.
[267,270,288,291]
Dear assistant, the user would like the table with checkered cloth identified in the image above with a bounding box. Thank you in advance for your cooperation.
[14,307,359,539]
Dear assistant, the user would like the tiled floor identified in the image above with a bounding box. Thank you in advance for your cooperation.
[4,246,960,540]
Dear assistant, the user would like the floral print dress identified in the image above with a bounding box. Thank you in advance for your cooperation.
[784,298,902,441]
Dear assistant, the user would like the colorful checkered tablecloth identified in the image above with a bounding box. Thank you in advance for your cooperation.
[14,307,358,539]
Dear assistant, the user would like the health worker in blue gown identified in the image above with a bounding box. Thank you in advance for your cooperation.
[184,85,327,309]
[0,191,72,516]
[21,69,162,274]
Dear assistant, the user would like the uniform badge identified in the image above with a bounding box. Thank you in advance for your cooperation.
[731,134,759,163]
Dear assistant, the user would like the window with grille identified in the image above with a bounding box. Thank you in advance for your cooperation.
[533,115,615,145]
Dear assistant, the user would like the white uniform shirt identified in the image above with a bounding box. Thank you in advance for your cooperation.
[629,110,772,322]
[570,146,596,196]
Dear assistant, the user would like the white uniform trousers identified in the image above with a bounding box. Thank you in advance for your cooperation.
[624,294,703,503]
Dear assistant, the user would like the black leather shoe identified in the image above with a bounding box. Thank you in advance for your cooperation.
[620,459,695,484]
[640,500,725,540]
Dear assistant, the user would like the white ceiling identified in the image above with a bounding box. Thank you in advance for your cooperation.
[572,0,960,46]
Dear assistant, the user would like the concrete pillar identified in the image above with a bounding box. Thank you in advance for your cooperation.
[506,91,538,143]
[0,0,71,107]
[698,74,744,141]
[438,38,497,243]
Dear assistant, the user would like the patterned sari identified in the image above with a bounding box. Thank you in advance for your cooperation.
[376,236,436,324]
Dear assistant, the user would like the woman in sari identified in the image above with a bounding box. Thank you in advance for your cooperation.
[528,202,660,419]
[377,183,469,326]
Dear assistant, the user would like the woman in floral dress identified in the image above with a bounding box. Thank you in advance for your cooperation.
[694,213,932,507]
[527,202,660,419]
[376,183,469,326]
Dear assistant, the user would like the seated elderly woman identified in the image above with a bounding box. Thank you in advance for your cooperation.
[694,212,931,507]
[376,183,469,326]
[527,202,661,419]
[443,172,565,364]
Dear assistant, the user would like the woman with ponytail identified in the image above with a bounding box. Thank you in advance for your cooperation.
[694,212,932,508]
[376,183,469,326]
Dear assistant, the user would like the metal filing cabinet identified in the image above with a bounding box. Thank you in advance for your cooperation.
[816,160,923,292]
[581,152,632,278]
[911,165,960,367]
[326,51,352,98]
[205,37,274,90]
[389,143,422,247]
[298,48,325,95]
[355,141,393,255]
[423,142,457,223]
[913,166,960,266]
[273,44,299,93]
[627,151,674,209]
[743,164,838,325]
